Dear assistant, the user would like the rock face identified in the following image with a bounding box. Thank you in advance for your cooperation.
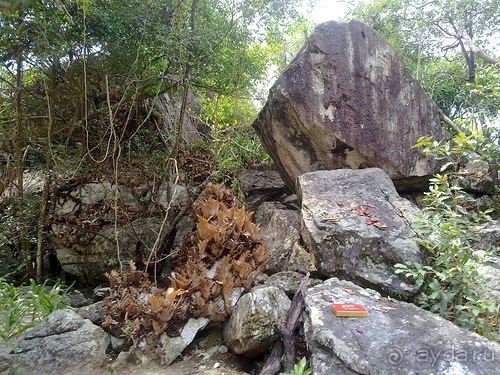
[0,309,109,375]
[253,20,447,192]
[254,202,312,273]
[50,180,189,284]
[223,286,291,357]
[304,278,500,375]
[477,254,500,301]
[161,317,210,366]
[298,168,424,295]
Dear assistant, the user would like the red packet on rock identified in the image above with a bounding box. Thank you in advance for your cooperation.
[331,303,368,317]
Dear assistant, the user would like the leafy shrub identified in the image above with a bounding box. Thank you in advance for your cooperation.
[279,357,312,375]
[395,134,499,341]
[211,123,271,194]
[0,278,71,342]
[0,196,40,281]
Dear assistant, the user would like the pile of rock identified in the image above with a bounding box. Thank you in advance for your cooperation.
[2,19,498,375]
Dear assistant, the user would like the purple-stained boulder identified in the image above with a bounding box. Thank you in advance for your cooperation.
[253,20,447,192]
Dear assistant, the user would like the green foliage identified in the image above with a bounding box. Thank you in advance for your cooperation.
[0,278,71,342]
[414,132,479,173]
[350,0,499,124]
[396,135,499,340]
[279,357,312,375]
[211,122,270,193]
[201,93,270,193]
[0,195,41,280]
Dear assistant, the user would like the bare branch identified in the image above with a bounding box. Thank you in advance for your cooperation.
[438,109,470,136]
[462,33,499,66]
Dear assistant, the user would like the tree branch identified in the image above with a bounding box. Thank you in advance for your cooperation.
[462,33,499,66]
[259,273,310,375]
[438,109,469,136]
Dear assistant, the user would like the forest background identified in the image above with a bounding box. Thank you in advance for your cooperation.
[0,0,499,340]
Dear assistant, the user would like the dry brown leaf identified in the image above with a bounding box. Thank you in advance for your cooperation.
[152,319,167,335]
[149,295,165,313]
[342,288,354,295]
[197,216,218,241]
[382,306,396,311]
[200,198,221,219]
[373,222,388,230]
[198,238,209,254]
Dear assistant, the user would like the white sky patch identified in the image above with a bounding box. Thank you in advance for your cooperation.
[307,0,352,23]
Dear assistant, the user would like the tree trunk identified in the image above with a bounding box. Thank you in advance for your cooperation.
[13,50,33,277]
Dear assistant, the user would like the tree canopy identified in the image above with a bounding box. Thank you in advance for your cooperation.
[350,0,499,124]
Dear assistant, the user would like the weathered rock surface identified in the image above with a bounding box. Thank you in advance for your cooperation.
[478,220,500,247]
[264,271,321,295]
[478,254,500,301]
[0,309,109,375]
[304,278,500,375]
[298,168,425,295]
[239,169,286,197]
[254,202,307,273]
[456,158,498,194]
[76,300,107,325]
[161,317,210,366]
[253,20,447,192]
[223,286,291,357]
[50,180,188,284]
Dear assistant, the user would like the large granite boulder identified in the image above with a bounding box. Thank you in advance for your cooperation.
[304,278,500,375]
[253,20,447,192]
[0,309,109,375]
[298,168,425,295]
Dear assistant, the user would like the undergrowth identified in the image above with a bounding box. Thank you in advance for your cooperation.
[101,183,269,357]
[395,133,499,341]
[0,278,71,343]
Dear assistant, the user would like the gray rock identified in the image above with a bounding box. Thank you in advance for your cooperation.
[239,169,286,196]
[52,218,161,284]
[477,220,500,247]
[265,271,322,295]
[50,180,189,284]
[304,278,500,375]
[93,286,111,301]
[223,286,291,357]
[254,202,303,273]
[76,301,107,325]
[287,243,318,274]
[298,168,425,295]
[67,289,91,308]
[456,159,497,195]
[157,183,190,210]
[161,317,210,366]
[265,271,309,295]
[477,254,500,301]
[0,309,109,375]
[109,334,130,353]
[253,20,447,192]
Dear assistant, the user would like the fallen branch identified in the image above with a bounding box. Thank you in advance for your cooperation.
[259,273,310,375]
